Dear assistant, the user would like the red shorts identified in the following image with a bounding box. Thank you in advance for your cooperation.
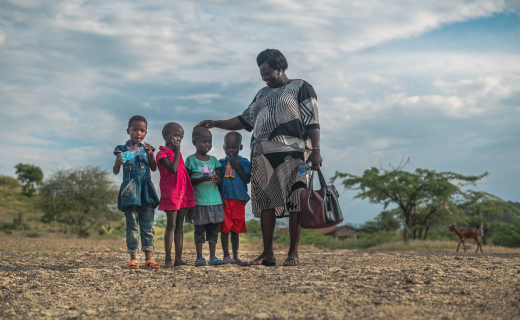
[219,199,247,234]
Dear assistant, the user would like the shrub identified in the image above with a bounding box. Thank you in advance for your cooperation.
[492,217,520,248]
[0,175,21,189]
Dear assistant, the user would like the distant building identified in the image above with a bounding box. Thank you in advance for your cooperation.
[316,225,357,240]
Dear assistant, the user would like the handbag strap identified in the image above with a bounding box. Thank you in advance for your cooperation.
[307,168,327,190]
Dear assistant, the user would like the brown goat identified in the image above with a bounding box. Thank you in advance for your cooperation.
[448,225,483,253]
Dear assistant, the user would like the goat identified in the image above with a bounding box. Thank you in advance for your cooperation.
[448,225,483,253]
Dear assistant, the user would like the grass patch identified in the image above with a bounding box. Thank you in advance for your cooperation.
[24,231,45,238]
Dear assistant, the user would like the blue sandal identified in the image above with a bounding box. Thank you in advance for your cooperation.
[195,258,206,267]
[208,256,223,265]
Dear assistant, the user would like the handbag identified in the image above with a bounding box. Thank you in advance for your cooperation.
[300,168,343,229]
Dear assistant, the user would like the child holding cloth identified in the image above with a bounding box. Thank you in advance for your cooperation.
[185,127,225,267]
[218,132,251,266]
[156,122,195,268]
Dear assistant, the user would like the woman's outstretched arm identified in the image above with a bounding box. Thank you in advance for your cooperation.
[196,117,245,131]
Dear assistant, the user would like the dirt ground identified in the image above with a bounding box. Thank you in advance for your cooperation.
[1,241,520,320]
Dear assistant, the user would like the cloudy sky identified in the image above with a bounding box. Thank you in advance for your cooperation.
[1,0,519,225]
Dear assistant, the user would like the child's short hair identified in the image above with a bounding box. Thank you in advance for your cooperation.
[128,115,147,129]
[162,122,183,137]
[224,132,242,145]
[192,126,211,141]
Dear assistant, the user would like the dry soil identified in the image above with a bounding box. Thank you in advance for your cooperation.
[1,247,520,319]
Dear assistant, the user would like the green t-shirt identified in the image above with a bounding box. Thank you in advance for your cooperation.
[185,155,222,206]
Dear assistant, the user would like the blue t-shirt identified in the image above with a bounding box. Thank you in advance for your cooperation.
[218,155,251,204]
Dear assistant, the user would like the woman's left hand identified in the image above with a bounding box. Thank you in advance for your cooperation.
[308,149,322,170]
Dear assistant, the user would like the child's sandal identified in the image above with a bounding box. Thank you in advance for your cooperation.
[128,260,139,269]
[145,259,160,270]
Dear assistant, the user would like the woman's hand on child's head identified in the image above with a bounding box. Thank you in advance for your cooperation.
[195,120,215,129]
[144,142,153,155]
[115,152,126,166]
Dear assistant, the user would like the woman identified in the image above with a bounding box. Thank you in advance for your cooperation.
[196,49,321,266]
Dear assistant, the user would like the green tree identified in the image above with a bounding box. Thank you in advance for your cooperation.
[38,167,120,236]
[15,163,43,197]
[331,167,486,242]
[460,191,520,244]
[358,210,401,233]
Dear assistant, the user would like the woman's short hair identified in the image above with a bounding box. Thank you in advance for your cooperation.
[256,49,288,72]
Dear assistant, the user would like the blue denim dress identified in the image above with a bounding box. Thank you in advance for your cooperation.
[114,141,160,211]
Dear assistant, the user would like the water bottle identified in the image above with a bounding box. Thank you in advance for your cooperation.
[299,156,323,174]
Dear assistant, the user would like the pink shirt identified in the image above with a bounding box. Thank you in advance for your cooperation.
[156,147,195,211]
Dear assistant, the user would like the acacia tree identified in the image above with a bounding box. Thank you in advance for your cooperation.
[460,190,519,244]
[38,167,120,236]
[331,167,487,242]
[15,163,43,197]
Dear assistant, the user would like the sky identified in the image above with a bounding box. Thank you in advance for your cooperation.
[1,0,519,225]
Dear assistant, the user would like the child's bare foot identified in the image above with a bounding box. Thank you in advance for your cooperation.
[164,260,173,268]
[174,260,187,267]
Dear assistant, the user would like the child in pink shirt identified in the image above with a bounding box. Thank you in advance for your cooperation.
[156,122,195,268]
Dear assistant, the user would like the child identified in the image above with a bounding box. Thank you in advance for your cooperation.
[185,126,225,267]
[218,132,251,266]
[156,122,195,268]
[113,115,160,270]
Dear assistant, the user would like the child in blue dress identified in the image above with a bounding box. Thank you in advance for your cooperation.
[185,126,225,267]
[113,115,160,270]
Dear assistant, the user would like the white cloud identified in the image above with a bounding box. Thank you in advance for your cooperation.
[1,0,519,223]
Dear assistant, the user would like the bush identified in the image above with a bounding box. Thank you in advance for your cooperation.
[0,175,21,189]
[492,217,520,248]
[273,229,401,250]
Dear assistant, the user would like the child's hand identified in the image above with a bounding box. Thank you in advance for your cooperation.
[115,152,126,166]
[169,138,181,153]
[227,154,240,169]
[211,174,222,184]
[201,173,214,182]
[144,142,153,155]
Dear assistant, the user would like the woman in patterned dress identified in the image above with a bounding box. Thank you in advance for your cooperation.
[196,49,322,266]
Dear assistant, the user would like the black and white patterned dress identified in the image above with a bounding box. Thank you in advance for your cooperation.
[237,80,320,218]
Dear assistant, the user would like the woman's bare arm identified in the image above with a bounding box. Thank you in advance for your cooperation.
[196,117,245,131]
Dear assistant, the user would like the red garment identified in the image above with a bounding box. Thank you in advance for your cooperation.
[219,198,247,233]
[156,147,195,211]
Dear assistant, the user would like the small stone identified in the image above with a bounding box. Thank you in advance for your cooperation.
[254,313,270,319]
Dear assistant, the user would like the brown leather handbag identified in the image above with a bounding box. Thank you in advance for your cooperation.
[300,168,343,229]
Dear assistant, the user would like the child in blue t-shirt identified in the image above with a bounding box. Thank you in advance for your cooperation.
[218,132,251,266]
[184,126,225,267]
[113,115,160,270]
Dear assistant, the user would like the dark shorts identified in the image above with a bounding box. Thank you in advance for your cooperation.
[194,222,220,245]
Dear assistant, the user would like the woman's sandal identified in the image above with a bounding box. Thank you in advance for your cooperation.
[251,258,276,266]
[283,258,301,266]
[128,260,139,269]
[145,259,160,269]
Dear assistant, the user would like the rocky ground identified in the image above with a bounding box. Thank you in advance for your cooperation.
[1,248,519,320]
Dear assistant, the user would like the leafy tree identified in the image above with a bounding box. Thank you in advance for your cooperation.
[38,167,120,236]
[331,167,486,242]
[15,163,43,197]
[358,210,401,233]
[460,191,520,244]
